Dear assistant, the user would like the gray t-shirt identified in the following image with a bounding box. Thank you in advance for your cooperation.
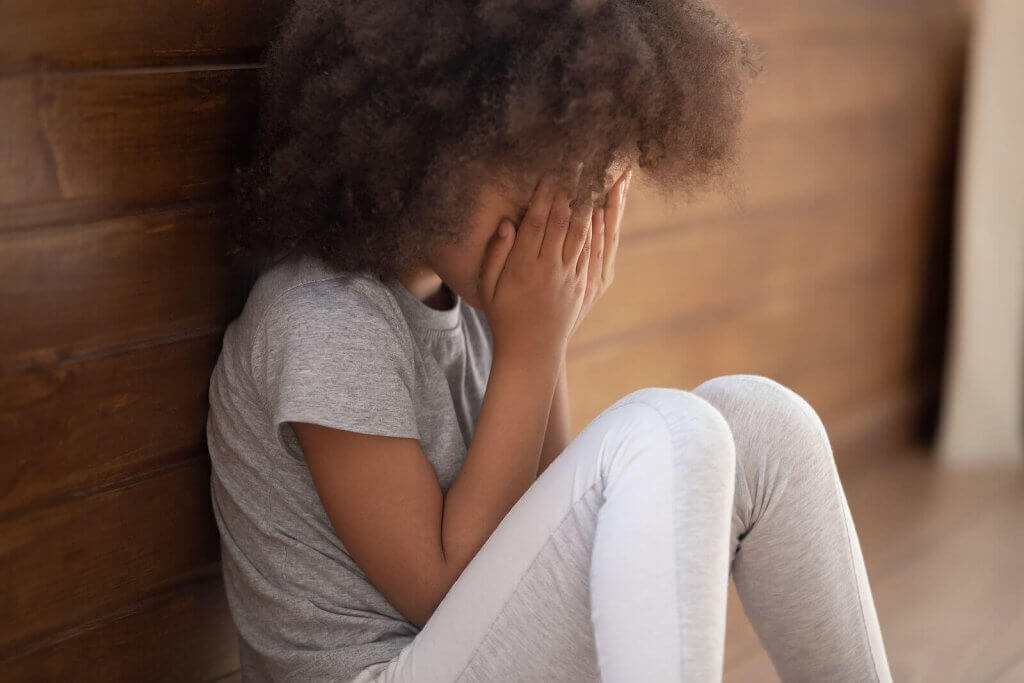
[206,251,493,681]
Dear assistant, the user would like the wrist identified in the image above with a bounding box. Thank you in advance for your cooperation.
[493,337,566,373]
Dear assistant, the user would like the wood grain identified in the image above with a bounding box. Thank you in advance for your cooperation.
[0,458,220,649]
[2,577,239,681]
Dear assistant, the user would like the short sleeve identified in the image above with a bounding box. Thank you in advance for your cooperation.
[250,283,420,459]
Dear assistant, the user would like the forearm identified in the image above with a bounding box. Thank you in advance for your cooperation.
[537,354,570,478]
[439,344,562,582]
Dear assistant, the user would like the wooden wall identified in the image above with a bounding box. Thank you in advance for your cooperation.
[0,0,969,679]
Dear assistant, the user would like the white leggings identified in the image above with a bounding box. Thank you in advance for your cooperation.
[355,374,894,682]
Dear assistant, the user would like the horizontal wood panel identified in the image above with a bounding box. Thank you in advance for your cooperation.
[0,68,258,230]
[1,103,940,360]
[0,202,248,359]
[0,0,288,72]
[742,32,964,127]
[0,0,962,71]
[626,99,952,237]
[2,577,238,681]
[567,263,921,437]
[0,187,929,518]
[0,334,220,519]
[576,189,925,349]
[0,458,220,650]
[0,21,961,232]
[719,0,967,37]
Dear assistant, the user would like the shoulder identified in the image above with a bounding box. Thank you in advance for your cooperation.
[247,253,414,368]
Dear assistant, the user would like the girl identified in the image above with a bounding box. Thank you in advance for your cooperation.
[207,0,894,681]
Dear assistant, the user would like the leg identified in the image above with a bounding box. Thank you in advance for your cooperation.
[355,386,737,682]
[693,373,894,682]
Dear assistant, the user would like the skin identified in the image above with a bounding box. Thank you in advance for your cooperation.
[292,162,633,629]
[402,159,632,313]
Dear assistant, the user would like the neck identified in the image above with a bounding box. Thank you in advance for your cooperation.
[397,266,453,311]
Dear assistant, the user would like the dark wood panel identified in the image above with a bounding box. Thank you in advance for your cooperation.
[0,334,220,518]
[0,20,962,232]
[0,0,289,72]
[0,201,249,359]
[0,458,220,650]
[0,68,258,231]
[2,577,238,681]
[0,0,964,71]
[0,180,929,520]
[0,108,931,360]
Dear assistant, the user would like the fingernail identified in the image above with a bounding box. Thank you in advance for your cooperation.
[499,221,510,237]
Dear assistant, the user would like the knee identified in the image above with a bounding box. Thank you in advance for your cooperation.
[692,374,834,468]
[610,386,736,480]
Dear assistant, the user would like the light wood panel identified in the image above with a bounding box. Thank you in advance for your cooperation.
[568,263,921,427]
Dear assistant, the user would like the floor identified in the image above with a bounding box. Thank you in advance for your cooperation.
[722,445,1024,682]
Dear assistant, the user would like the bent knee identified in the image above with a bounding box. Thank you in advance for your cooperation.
[610,386,736,474]
[692,374,833,462]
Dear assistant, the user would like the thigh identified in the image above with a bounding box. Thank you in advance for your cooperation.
[358,393,671,683]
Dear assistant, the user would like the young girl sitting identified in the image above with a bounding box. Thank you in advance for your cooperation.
[207,0,894,680]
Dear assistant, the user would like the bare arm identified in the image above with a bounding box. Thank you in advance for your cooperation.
[537,352,571,478]
[292,170,600,629]
[292,346,561,629]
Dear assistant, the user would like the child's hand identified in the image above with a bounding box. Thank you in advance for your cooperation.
[477,171,593,362]
[566,165,632,340]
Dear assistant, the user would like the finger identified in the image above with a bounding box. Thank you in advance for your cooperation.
[576,210,593,277]
[563,199,591,267]
[615,165,633,230]
[605,166,630,231]
[589,207,605,286]
[603,168,630,281]
[540,187,572,262]
[517,172,558,260]
[478,219,515,303]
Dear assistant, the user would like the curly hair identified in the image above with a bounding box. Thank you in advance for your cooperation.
[228,0,759,280]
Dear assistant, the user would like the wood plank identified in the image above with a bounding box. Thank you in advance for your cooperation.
[2,577,238,681]
[741,26,965,127]
[0,333,220,518]
[0,0,289,71]
[0,0,964,71]
[576,186,928,349]
[718,0,968,39]
[0,201,250,359]
[625,103,950,238]
[0,171,915,360]
[0,68,258,230]
[0,190,929,517]
[1,22,961,231]
[0,457,220,649]
[566,262,921,435]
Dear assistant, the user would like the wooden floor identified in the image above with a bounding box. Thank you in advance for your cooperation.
[722,445,1024,682]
